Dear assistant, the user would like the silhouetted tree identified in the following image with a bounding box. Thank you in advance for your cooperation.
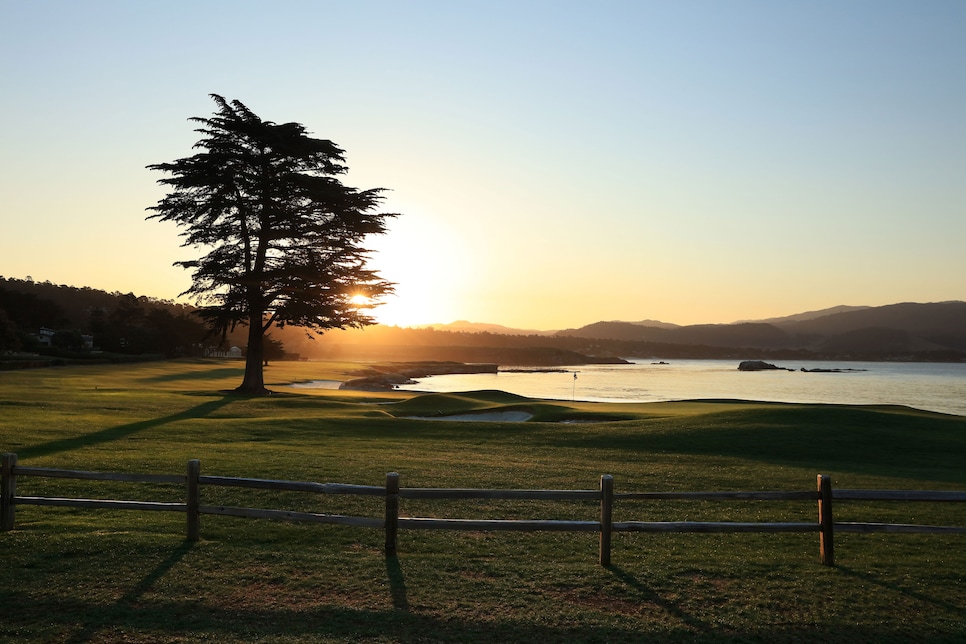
[0,286,68,330]
[145,308,207,358]
[0,308,19,351]
[51,329,85,351]
[147,95,396,394]
[262,334,286,363]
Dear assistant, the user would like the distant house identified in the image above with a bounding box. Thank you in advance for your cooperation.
[35,328,95,351]
[36,327,56,346]
[206,346,243,359]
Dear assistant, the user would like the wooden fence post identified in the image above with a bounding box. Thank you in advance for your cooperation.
[599,474,614,566]
[385,472,400,557]
[187,459,200,541]
[1,453,16,531]
[818,474,834,566]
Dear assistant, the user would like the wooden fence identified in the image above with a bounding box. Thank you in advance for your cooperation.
[3,453,965,567]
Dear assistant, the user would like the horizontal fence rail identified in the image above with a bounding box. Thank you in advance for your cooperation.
[199,475,385,496]
[3,453,965,567]
[612,521,819,533]
[13,465,184,484]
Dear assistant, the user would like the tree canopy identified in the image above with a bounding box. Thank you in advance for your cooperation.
[148,95,396,393]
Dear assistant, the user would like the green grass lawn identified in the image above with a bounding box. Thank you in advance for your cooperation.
[2,359,965,642]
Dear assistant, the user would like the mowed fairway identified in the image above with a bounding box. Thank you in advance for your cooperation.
[2,359,965,642]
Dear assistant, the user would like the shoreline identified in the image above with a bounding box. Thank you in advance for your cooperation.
[389,358,966,417]
[338,361,499,391]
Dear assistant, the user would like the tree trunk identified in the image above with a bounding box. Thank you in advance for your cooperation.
[236,315,268,395]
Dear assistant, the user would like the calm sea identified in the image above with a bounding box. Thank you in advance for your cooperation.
[393,359,966,417]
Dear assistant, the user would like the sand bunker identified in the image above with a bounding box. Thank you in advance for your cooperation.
[408,410,534,422]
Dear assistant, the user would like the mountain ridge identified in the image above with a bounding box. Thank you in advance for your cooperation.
[553,301,966,357]
[432,305,889,337]
[3,276,963,362]
[330,301,966,362]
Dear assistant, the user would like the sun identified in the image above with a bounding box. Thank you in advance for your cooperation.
[348,293,373,307]
[357,208,487,327]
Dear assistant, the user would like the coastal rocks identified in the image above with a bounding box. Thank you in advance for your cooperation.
[737,360,869,373]
[737,360,792,371]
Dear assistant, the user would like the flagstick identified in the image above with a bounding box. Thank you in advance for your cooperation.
[572,371,577,402]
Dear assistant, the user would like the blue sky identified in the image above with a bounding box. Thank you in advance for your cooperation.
[2,1,964,328]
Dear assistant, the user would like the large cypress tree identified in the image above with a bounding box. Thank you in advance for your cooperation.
[148,95,396,394]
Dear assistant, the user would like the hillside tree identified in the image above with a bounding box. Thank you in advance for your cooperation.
[148,95,396,394]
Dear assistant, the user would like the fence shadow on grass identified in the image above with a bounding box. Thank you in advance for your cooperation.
[385,556,409,611]
[18,396,235,460]
[835,564,966,619]
[607,565,712,635]
[13,593,956,642]
[63,540,197,644]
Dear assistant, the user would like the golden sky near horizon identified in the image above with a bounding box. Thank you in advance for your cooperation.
[2,2,964,329]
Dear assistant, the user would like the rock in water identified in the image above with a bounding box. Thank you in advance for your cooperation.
[738,360,785,371]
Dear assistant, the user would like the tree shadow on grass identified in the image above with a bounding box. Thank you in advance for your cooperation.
[17,396,235,460]
[138,367,246,383]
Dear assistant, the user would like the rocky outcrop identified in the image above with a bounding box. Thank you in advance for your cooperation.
[737,360,792,371]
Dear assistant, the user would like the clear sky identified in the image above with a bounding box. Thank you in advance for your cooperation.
[2,1,964,329]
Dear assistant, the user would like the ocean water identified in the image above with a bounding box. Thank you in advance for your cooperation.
[393,359,966,417]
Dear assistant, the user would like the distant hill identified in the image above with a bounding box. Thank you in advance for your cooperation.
[415,320,556,336]
[0,276,210,358]
[558,321,794,350]
[777,301,966,353]
[628,318,680,329]
[734,305,871,325]
[555,321,672,342]
[557,301,966,360]
[319,301,966,362]
[5,274,963,363]
[661,323,793,349]
[815,327,950,354]
[264,301,966,362]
